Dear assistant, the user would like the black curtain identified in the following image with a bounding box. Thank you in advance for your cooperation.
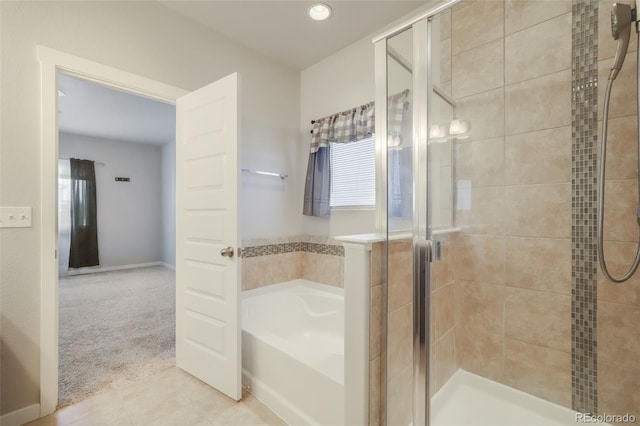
[69,158,99,268]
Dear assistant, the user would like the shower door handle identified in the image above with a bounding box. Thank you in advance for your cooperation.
[220,247,234,258]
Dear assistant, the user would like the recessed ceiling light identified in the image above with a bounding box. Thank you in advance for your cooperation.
[308,3,332,21]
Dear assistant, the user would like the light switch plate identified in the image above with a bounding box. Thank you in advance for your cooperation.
[0,207,33,228]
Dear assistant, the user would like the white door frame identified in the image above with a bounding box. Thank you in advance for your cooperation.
[38,46,188,416]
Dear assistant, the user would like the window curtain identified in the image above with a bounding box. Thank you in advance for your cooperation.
[69,158,99,268]
[303,90,410,217]
[303,147,331,216]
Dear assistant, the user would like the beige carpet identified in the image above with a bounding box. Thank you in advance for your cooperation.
[58,266,175,408]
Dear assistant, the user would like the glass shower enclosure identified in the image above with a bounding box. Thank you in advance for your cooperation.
[374,0,640,425]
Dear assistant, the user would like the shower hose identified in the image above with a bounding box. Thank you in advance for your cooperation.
[598,33,640,283]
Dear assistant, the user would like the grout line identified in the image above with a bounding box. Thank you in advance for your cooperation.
[504,335,572,355]
[504,10,572,38]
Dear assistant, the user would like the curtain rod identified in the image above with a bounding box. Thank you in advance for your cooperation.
[59,157,105,166]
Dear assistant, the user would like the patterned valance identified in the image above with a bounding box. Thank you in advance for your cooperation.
[309,90,410,153]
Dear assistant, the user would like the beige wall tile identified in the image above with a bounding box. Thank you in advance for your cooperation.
[369,356,382,426]
[505,13,571,84]
[505,126,571,185]
[387,303,412,380]
[505,287,571,352]
[453,39,504,99]
[241,256,273,291]
[301,252,343,287]
[457,186,505,236]
[504,339,571,408]
[452,0,503,55]
[456,328,504,382]
[598,362,640,421]
[386,365,412,426]
[370,242,385,286]
[370,284,383,361]
[603,179,638,242]
[432,238,454,288]
[598,116,638,181]
[455,88,505,140]
[455,137,505,187]
[434,330,457,392]
[440,38,452,84]
[598,52,637,120]
[598,301,640,370]
[598,0,638,61]
[505,70,571,135]
[434,282,455,339]
[504,184,571,239]
[388,241,412,311]
[439,10,451,41]
[456,280,505,336]
[598,241,640,306]
[270,252,300,284]
[505,0,571,35]
[454,235,505,284]
[441,80,452,97]
[505,237,571,294]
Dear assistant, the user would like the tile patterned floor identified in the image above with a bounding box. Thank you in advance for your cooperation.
[24,367,286,426]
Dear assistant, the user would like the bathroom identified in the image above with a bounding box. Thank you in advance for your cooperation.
[1,0,639,425]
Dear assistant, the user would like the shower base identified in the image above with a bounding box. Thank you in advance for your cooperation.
[431,370,610,426]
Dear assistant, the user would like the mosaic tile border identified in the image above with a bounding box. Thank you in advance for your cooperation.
[570,0,598,414]
[240,241,344,258]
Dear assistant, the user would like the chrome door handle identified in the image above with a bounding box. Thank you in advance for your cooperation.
[220,247,234,258]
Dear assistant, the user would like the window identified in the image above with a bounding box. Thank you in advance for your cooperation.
[330,136,376,208]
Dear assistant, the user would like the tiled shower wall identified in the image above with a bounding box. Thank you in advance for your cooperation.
[596,0,640,417]
[447,0,574,408]
[441,0,640,417]
[240,236,344,290]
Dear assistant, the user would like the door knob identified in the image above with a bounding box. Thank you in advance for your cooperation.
[220,247,234,258]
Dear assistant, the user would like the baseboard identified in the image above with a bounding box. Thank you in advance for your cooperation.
[0,403,40,426]
[160,262,176,271]
[65,262,163,276]
[242,369,316,426]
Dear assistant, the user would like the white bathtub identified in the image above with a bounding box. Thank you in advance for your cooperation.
[242,279,345,426]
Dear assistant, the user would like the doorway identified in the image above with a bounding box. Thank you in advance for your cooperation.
[39,47,243,417]
[56,73,177,407]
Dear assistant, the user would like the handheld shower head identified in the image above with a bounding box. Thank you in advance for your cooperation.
[610,3,634,80]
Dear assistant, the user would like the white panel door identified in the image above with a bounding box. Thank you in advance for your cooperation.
[176,73,241,400]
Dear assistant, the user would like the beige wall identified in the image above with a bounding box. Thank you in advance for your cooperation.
[450,0,574,407]
[0,0,300,415]
[596,0,640,417]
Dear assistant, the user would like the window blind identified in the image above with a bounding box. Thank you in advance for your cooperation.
[330,136,376,207]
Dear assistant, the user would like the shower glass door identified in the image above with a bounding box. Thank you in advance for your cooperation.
[384,25,416,426]
[381,4,468,423]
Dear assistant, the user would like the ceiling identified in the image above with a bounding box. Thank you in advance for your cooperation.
[160,1,426,70]
[58,2,425,143]
[58,74,176,145]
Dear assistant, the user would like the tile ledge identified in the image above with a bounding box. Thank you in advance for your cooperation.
[335,233,385,245]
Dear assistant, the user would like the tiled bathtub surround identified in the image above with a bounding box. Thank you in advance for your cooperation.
[240,236,344,290]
